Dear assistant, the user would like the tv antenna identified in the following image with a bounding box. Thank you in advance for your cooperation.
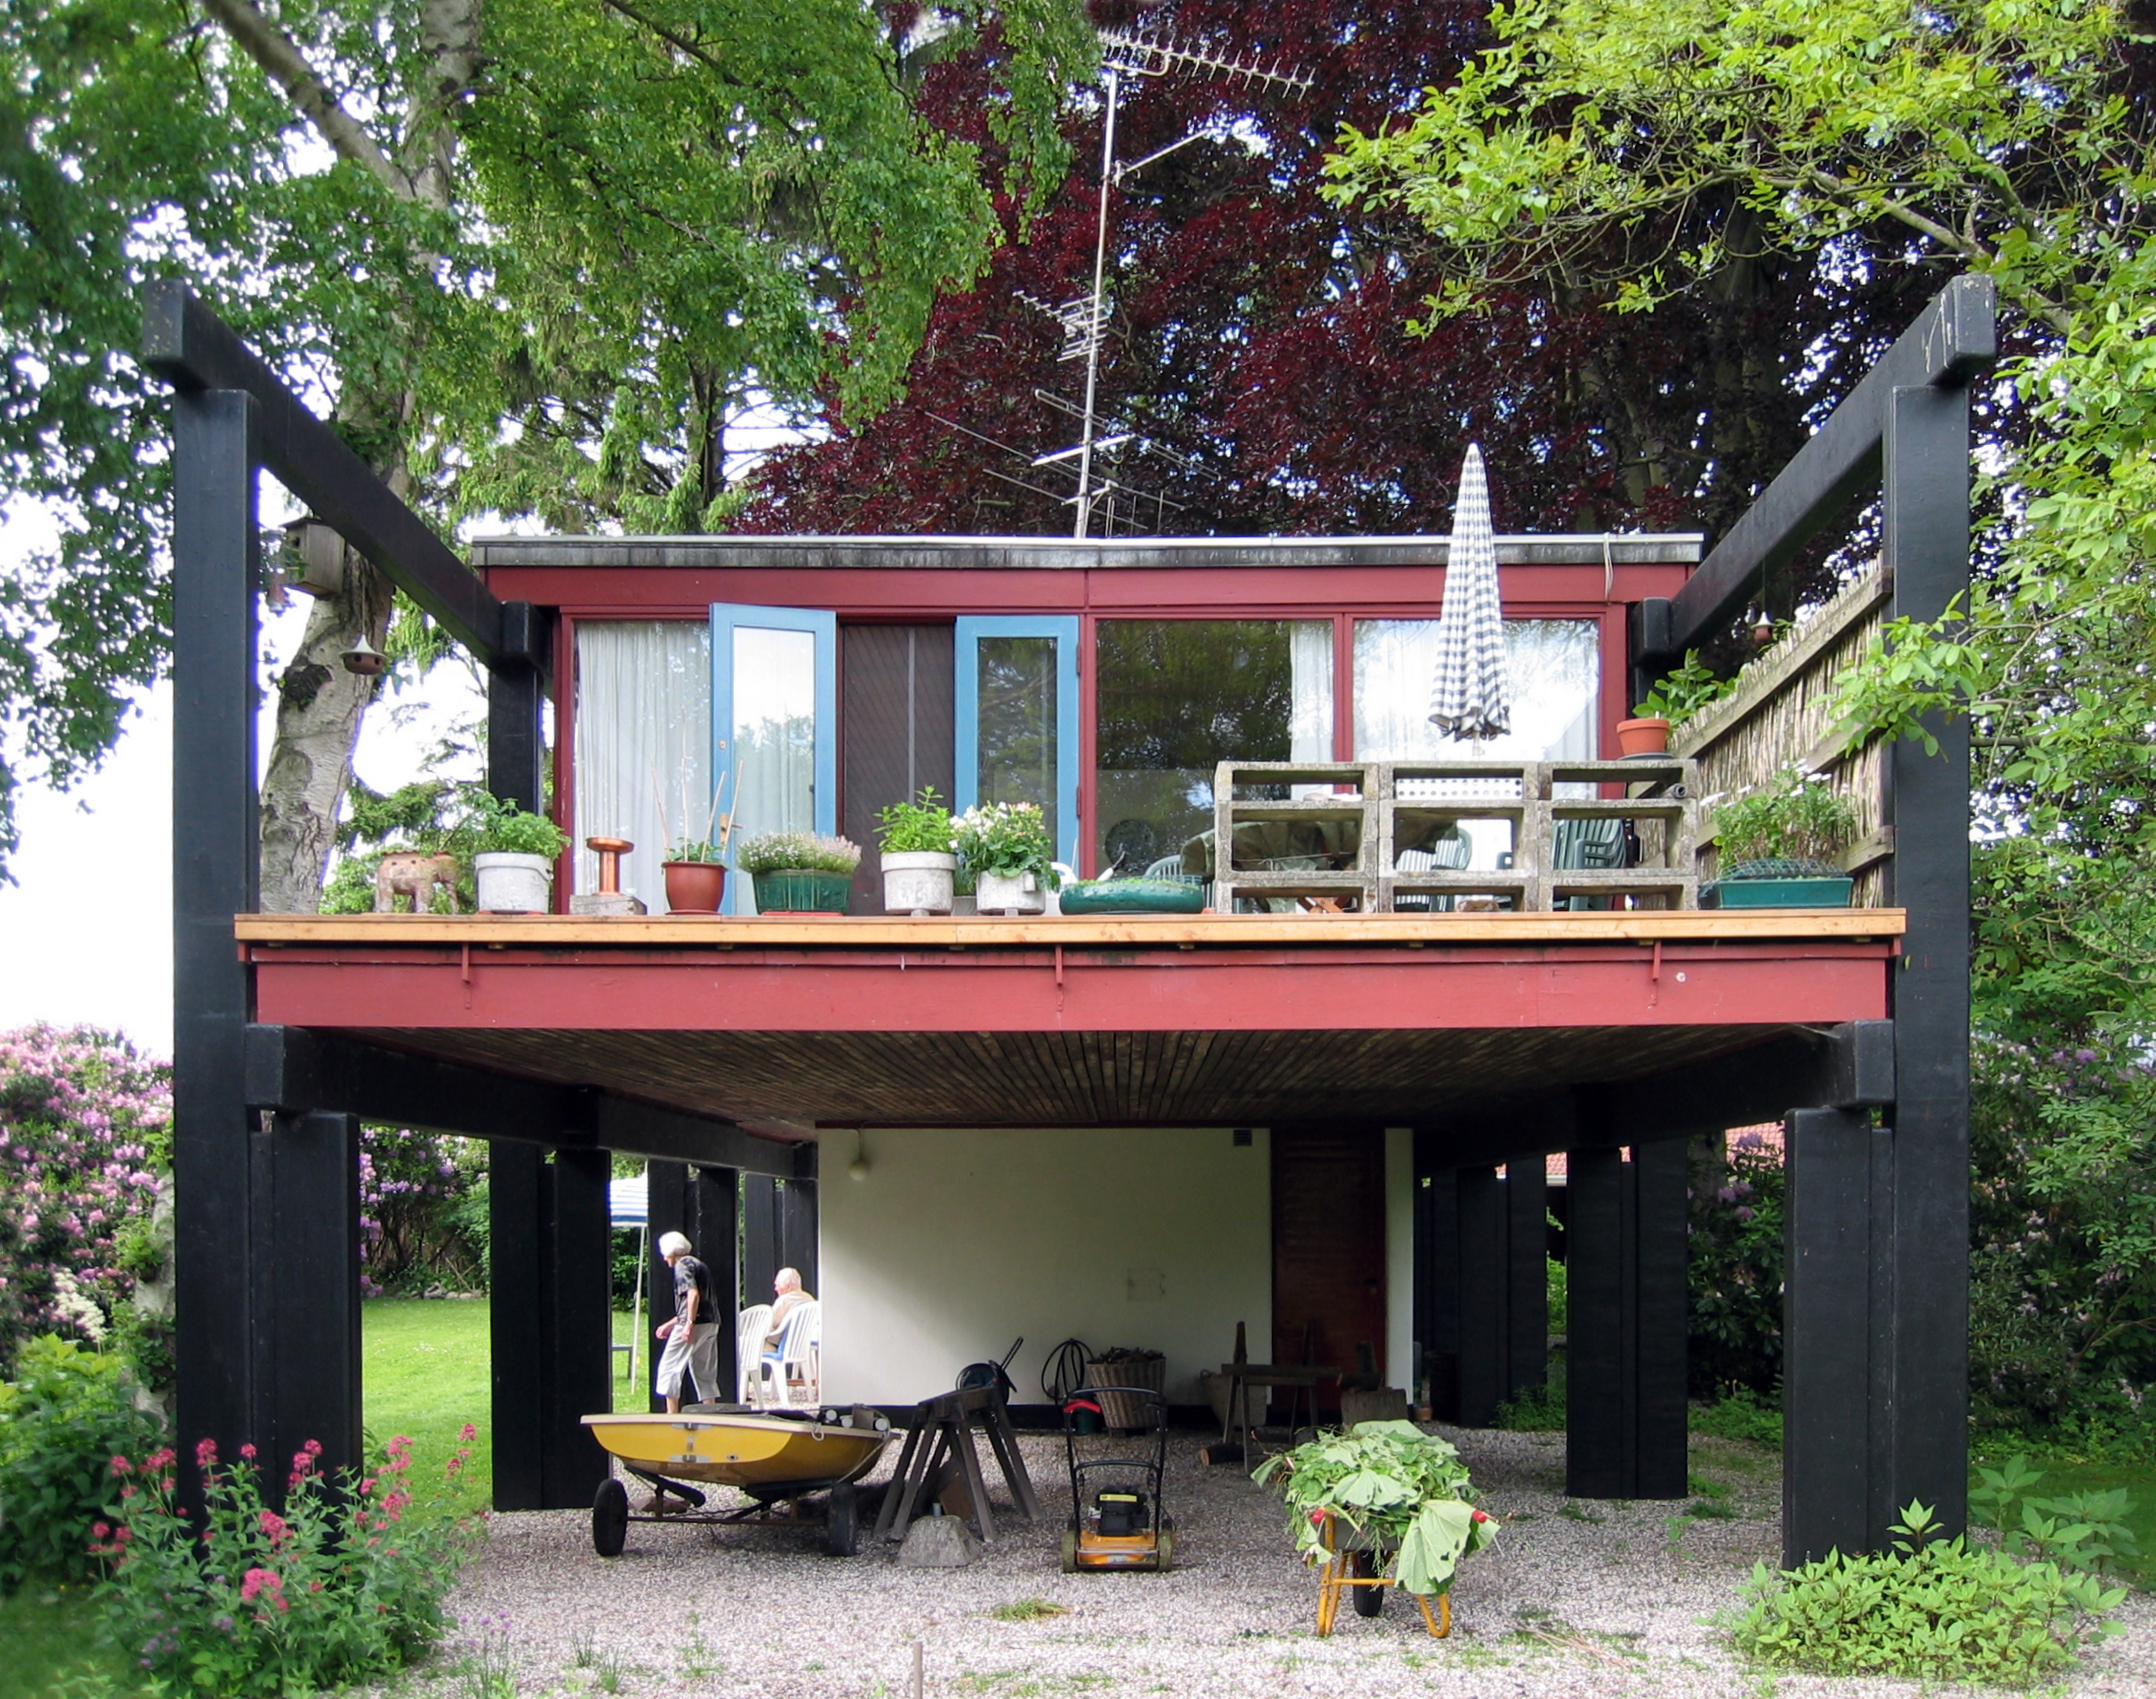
[1051,30,1311,539]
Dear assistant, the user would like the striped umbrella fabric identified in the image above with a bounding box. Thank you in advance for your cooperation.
[1427,443,1511,741]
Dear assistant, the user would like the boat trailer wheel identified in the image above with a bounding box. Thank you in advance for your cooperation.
[591,1477,629,1557]
[824,1481,858,1557]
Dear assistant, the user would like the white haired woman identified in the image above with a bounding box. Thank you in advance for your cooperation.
[653,1230,722,1415]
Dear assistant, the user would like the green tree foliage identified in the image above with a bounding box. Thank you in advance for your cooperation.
[0,0,1093,875]
[1331,0,2156,1436]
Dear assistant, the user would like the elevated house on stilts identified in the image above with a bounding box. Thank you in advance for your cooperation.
[155,275,1992,1566]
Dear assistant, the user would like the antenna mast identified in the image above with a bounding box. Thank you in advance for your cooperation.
[1060,31,1311,540]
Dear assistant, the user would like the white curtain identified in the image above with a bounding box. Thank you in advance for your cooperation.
[573,622,712,909]
[1290,621,1334,765]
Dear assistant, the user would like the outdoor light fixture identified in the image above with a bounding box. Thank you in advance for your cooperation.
[340,636,388,677]
[848,1131,870,1182]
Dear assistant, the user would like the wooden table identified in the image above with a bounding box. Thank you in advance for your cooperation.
[1217,1362,1339,1463]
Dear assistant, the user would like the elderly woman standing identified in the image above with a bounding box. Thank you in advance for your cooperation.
[653,1230,723,1414]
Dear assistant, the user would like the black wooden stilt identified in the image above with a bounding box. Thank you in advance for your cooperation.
[1566,1140,1687,1499]
[780,1178,819,1295]
[248,1111,362,1495]
[489,1141,546,1511]
[693,1167,739,1405]
[1453,1166,1506,1427]
[741,1173,781,1309]
[541,1147,612,1507]
[1504,1159,1549,1402]
[1420,1164,1461,1420]
[170,387,260,1507]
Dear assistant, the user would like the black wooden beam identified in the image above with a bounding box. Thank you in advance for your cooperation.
[1642,274,1995,666]
[243,1025,805,1176]
[140,283,525,668]
[486,628,548,813]
[171,388,261,1502]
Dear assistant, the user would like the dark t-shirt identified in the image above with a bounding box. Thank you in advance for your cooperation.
[672,1255,719,1328]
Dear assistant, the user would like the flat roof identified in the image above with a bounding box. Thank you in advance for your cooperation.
[468,533,1706,573]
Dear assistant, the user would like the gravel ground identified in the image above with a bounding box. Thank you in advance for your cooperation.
[432,1424,2156,1699]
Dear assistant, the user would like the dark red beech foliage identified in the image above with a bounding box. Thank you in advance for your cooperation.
[739,1,1944,558]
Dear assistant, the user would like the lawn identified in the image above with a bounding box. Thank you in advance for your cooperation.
[1968,1452,2156,1587]
[0,1584,133,1699]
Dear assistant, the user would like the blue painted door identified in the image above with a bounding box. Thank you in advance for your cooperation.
[711,604,838,914]
[954,615,1081,868]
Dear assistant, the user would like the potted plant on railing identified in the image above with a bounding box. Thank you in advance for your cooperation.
[877,788,958,916]
[1704,771,1860,908]
[738,831,862,915]
[1623,652,1741,755]
[1256,1421,1496,1636]
[953,800,1060,916]
[469,795,569,914]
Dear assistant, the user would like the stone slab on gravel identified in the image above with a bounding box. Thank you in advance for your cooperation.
[431,1425,2156,1699]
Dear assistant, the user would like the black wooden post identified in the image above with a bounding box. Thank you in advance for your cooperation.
[1504,1159,1549,1402]
[171,387,260,1499]
[1880,381,1973,1538]
[780,1177,819,1296]
[1566,1141,1687,1499]
[248,1111,362,1493]
[489,1140,546,1510]
[691,1167,740,1406]
[741,1173,781,1310]
[541,1148,612,1507]
[1454,1166,1507,1427]
[486,608,547,815]
[1418,1162,1460,1420]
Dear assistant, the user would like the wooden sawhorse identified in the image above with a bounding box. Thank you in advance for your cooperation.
[871,1386,1040,1544]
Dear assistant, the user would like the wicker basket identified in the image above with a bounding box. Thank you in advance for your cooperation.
[1085,1351,1166,1430]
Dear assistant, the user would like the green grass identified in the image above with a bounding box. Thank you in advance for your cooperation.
[0,1584,138,1699]
[1968,1455,2156,1588]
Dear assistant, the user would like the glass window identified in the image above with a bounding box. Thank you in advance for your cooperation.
[1093,620,1333,875]
[730,623,820,840]
[1356,619,1600,870]
[574,621,711,909]
[976,634,1059,837]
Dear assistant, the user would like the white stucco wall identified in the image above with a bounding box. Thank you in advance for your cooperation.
[820,1126,1271,1406]
[1385,1127,1414,1395]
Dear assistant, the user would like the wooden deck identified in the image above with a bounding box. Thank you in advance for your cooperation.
[238,909,1900,1128]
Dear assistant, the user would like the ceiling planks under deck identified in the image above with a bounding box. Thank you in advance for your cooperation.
[351,1022,1787,1129]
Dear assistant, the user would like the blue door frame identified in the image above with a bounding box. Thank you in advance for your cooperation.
[711,603,838,914]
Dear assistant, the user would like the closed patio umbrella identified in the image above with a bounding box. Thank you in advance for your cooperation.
[1427,443,1511,742]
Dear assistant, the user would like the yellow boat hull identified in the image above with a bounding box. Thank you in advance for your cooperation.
[582,1410,888,1491]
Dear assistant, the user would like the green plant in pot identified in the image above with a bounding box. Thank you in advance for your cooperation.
[467,793,569,913]
[1625,651,1741,753]
[1706,772,1861,908]
[738,830,862,915]
[654,767,735,914]
[877,787,958,916]
[952,800,1059,916]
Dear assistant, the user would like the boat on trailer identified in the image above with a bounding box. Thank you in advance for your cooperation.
[583,1404,891,1557]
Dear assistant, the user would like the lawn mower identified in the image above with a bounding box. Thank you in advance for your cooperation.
[1058,1386,1173,1572]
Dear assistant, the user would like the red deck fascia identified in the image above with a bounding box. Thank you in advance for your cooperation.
[244,933,1891,1035]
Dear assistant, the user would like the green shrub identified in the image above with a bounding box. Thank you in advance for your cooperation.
[1971,1454,2142,1575]
[1710,771,1859,866]
[103,1431,476,1696]
[1691,1385,1782,1446]
[1733,1503,2126,1683]
[1689,1131,1784,1397]
[0,1335,162,1594]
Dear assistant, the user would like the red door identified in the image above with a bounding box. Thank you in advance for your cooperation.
[1272,1126,1386,1417]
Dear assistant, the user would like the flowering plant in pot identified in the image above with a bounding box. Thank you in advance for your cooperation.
[1705,771,1860,908]
[1256,1421,1496,1623]
[738,831,862,914]
[467,795,569,913]
[876,788,957,916]
[952,800,1059,915]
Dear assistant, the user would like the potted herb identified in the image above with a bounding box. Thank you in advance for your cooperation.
[1256,1421,1496,1620]
[876,788,958,916]
[1625,652,1739,755]
[1706,771,1860,908]
[952,801,1059,916]
[654,768,735,914]
[468,795,569,913]
[738,831,862,915]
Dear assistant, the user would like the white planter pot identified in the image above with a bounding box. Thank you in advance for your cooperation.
[975,869,1047,916]
[882,851,957,916]
[474,851,553,914]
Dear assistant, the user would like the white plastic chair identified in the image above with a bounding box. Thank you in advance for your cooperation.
[734,1303,773,1405]
[760,1300,821,1407]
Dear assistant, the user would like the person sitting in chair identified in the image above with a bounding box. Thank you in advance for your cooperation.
[759,1267,816,1400]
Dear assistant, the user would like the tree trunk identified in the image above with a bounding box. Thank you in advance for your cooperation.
[257,553,397,913]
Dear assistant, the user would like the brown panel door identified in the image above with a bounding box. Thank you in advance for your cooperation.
[1272,1126,1386,1416]
[840,625,955,913]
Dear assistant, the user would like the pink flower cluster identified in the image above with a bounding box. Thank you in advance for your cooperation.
[0,1025,168,1364]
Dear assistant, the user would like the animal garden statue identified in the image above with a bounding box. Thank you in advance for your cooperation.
[374,852,461,914]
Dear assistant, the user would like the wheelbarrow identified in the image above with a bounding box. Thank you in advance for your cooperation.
[1311,1509,1451,1638]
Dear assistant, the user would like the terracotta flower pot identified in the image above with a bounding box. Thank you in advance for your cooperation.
[662,860,726,914]
[1615,716,1672,756]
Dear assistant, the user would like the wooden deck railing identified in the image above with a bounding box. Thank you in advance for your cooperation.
[1671,561,1894,907]
[1208,759,1701,912]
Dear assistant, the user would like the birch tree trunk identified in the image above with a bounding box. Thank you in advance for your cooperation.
[201,0,482,913]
